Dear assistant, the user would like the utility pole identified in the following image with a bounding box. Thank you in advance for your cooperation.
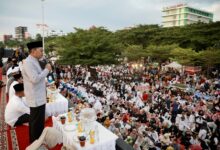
[41,0,45,53]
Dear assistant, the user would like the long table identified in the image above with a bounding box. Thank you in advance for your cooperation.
[52,114,118,150]
[46,92,68,116]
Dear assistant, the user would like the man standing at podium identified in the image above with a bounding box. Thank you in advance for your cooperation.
[22,41,52,143]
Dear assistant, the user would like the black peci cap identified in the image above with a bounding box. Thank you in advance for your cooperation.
[27,41,42,51]
[13,83,24,92]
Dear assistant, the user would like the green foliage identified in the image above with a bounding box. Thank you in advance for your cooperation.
[122,45,146,61]
[29,22,220,68]
[115,25,159,48]
[0,42,4,48]
[150,22,220,51]
[53,27,121,65]
[145,44,178,62]
[170,47,198,65]
[4,39,22,48]
[198,48,220,67]
[3,36,34,52]
[35,34,42,41]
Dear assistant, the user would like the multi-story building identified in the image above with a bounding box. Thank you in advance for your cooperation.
[15,26,27,41]
[162,4,213,27]
[2,35,13,43]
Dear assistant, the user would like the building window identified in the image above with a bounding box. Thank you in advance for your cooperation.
[184,19,187,25]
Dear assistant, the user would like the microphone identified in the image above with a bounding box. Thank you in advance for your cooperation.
[39,56,48,70]
[39,54,55,69]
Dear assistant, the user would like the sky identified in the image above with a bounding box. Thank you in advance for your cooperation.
[0,0,220,37]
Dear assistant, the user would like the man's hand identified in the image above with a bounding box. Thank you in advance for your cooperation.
[45,63,52,71]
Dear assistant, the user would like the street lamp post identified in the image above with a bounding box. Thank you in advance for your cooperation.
[41,0,45,54]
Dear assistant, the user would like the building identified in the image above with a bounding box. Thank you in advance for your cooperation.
[15,26,27,41]
[24,32,31,39]
[162,4,213,27]
[2,35,13,43]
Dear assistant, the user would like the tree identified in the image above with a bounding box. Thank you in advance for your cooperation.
[145,44,178,63]
[39,21,220,66]
[0,42,4,48]
[4,40,21,48]
[122,45,147,61]
[116,25,159,48]
[199,49,220,68]
[57,27,121,65]
[170,47,198,65]
[35,34,42,41]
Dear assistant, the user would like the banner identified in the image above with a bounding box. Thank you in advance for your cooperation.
[184,66,201,73]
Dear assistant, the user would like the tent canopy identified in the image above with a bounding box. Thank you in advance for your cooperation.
[165,62,182,69]
[163,62,182,72]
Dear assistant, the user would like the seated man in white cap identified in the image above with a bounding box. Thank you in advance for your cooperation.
[6,67,20,94]
[6,58,20,79]
[5,83,30,127]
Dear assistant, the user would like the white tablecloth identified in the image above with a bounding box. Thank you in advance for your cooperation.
[46,93,68,116]
[52,115,118,150]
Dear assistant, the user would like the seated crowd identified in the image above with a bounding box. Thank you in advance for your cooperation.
[2,56,220,150]
[56,64,219,150]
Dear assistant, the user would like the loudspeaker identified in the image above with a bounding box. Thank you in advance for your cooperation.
[116,138,134,150]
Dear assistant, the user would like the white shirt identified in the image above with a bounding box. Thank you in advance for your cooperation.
[196,116,205,124]
[134,136,144,150]
[198,129,207,140]
[136,96,144,108]
[19,61,23,72]
[67,72,71,79]
[5,95,30,127]
[9,81,19,100]
[185,116,191,129]
[189,115,195,123]
[190,137,200,145]
[150,131,159,142]
[143,105,150,112]
[175,114,181,125]
[178,119,189,131]
[60,72,63,78]
[93,100,102,111]
[88,96,95,104]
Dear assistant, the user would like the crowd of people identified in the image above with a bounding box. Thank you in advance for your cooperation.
[54,64,219,150]
[2,47,220,149]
